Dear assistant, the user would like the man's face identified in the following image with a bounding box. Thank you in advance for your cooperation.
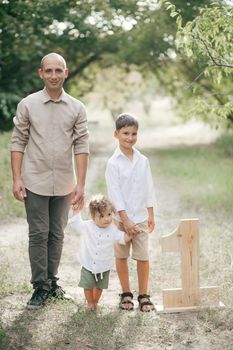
[114,126,138,151]
[38,57,68,93]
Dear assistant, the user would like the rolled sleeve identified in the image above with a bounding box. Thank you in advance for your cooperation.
[10,100,30,152]
[73,104,89,155]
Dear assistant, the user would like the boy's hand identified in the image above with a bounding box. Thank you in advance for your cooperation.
[147,207,155,233]
[124,233,132,243]
[148,216,155,233]
[122,218,139,236]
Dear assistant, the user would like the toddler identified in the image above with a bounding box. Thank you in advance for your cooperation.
[68,194,131,310]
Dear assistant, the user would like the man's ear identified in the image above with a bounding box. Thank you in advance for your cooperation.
[38,68,43,79]
[114,130,118,138]
[65,68,68,78]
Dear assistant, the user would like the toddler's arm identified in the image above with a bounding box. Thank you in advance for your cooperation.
[68,210,84,230]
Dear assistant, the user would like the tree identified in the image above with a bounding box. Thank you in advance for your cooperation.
[0,0,142,130]
[1,0,221,131]
[162,1,233,127]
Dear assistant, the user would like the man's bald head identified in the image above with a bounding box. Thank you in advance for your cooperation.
[41,53,67,69]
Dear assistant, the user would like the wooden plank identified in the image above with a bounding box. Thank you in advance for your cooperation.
[156,302,224,314]
[179,219,200,305]
[162,286,220,308]
[158,218,222,313]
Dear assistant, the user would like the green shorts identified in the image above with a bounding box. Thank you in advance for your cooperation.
[78,267,110,290]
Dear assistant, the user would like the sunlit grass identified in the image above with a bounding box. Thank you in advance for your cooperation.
[152,134,233,213]
[0,131,25,220]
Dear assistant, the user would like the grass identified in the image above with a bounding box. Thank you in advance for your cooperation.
[0,325,7,348]
[0,130,233,349]
[0,131,25,221]
[2,131,232,219]
[151,133,233,214]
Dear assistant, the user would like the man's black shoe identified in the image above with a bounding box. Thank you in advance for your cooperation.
[27,288,49,310]
[49,284,73,301]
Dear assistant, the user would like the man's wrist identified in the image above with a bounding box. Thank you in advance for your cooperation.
[13,176,22,181]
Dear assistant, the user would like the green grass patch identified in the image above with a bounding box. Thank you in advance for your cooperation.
[0,326,7,349]
[0,131,25,221]
[152,133,233,213]
[1,131,233,219]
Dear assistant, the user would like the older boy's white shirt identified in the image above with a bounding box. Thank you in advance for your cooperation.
[68,213,125,274]
[105,146,155,224]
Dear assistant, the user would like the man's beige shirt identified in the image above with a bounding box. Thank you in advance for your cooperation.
[11,88,89,196]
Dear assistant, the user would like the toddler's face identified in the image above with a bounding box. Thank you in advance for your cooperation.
[93,206,113,228]
[114,126,138,150]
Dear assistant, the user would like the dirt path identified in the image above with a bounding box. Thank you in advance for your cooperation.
[1,123,232,350]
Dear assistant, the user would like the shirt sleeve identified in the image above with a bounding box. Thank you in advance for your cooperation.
[73,103,89,155]
[10,99,30,152]
[145,159,156,208]
[105,161,126,212]
[68,213,86,232]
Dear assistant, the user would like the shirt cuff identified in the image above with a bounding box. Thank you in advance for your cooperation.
[68,214,80,224]
[10,145,26,152]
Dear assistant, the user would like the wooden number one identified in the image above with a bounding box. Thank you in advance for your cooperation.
[155,218,222,313]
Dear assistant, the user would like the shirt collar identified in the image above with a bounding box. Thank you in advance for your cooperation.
[114,146,140,161]
[41,88,68,104]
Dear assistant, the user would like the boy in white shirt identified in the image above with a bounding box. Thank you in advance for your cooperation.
[69,194,130,311]
[105,113,156,312]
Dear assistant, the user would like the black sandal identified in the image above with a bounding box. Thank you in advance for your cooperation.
[138,294,155,312]
[119,292,134,311]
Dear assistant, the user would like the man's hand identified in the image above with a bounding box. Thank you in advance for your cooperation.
[12,178,26,202]
[71,185,85,211]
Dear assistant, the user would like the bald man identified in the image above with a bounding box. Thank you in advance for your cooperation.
[11,53,89,309]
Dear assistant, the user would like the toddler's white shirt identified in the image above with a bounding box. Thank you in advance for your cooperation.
[68,214,125,274]
[105,146,156,224]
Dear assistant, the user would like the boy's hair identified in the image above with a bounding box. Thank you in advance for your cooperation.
[115,113,139,130]
[89,194,115,218]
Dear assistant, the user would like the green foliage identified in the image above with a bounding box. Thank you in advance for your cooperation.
[0,0,144,131]
[0,0,214,131]
[2,0,232,130]
[162,1,233,127]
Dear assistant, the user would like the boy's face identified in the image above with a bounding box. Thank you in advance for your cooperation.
[92,206,113,228]
[114,126,138,151]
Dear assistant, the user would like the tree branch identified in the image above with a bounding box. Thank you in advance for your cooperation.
[66,53,101,82]
[196,36,233,69]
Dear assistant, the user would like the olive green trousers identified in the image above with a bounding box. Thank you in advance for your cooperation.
[24,189,71,290]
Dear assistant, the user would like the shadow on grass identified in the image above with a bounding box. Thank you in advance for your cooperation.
[50,304,157,350]
[0,307,41,350]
